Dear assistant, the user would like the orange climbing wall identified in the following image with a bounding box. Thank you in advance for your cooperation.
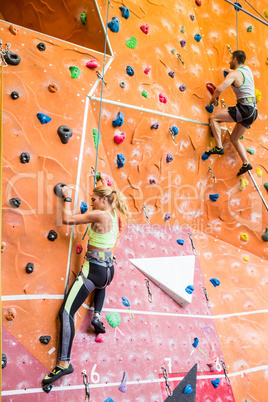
[1,0,268,401]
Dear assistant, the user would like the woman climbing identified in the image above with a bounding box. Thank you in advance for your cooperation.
[42,179,130,385]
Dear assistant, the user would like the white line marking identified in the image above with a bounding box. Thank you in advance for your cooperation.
[48,347,56,355]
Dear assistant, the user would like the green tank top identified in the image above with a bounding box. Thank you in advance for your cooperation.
[87,209,118,249]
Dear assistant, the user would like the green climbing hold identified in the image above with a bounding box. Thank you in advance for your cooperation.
[142,90,148,98]
[262,227,268,242]
[93,128,101,149]
[126,37,137,49]
[181,26,186,33]
[80,13,87,25]
[69,66,81,79]
[247,26,252,32]
[264,183,268,191]
[106,312,121,328]
[246,148,255,155]
[240,135,244,140]
[171,48,176,54]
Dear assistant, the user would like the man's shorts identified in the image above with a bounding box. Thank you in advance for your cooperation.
[228,103,258,129]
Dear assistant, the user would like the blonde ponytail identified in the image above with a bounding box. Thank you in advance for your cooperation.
[93,186,131,219]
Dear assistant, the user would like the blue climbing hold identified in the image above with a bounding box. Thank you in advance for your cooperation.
[171,126,179,135]
[210,278,220,287]
[112,111,124,127]
[122,297,130,307]
[234,2,242,11]
[108,17,120,33]
[205,105,214,113]
[117,154,125,168]
[126,66,134,76]
[104,398,115,402]
[119,6,130,19]
[211,378,220,388]
[36,113,52,124]
[223,70,229,78]
[183,384,194,394]
[80,201,88,214]
[185,285,194,294]
[177,239,184,245]
[202,153,210,161]
[209,193,219,202]
[192,337,199,348]
[194,33,202,42]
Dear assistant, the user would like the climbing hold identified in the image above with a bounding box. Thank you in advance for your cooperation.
[183,384,194,394]
[246,148,254,155]
[255,88,261,102]
[239,178,248,190]
[234,2,242,11]
[1,242,7,253]
[5,307,16,321]
[264,183,268,191]
[95,333,104,343]
[80,201,88,214]
[106,312,121,328]
[37,113,52,124]
[53,183,68,198]
[126,37,137,49]
[151,122,159,129]
[42,384,53,393]
[20,152,30,164]
[26,262,34,274]
[142,90,148,98]
[4,51,21,66]
[206,82,217,95]
[190,14,195,21]
[240,135,244,140]
[202,153,210,161]
[48,84,58,93]
[171,126,179,135]
[181,26,186,33]
[2,354,7,369]
[166,153,173,163]
[80,13,87,25]
[57,125,73,144]
[210,278,220,287]
[207,358,218,372]
[185,285,194,294]
[256,167,263,177]
[159,93,168,103]
[11,91,19,100]
[149,178,156,184]
[47,230,57,241]
[205,105,214,113]
[39,335,51,345]
[37,42,46,51]
[114,132,126,144]
[171,48,176,54]
[211,378,220,388]
[177,239,184,245]
[119,6,130,19]
[192,338,199,348]
[118,371,128,393]
[209,193,219,202]
[168,71,175,78]
[112,111,124,127]
[9,25,19,35]
[122,297,130,307]
[195,0,202,5]
[9,198,21,208]
[240,233,248,242]
[265,10,268,18]
[144,65,151,75]
[247,25,253,32]
[108,17,120,33]
[126,66,134,76]
[223,70,229,78]
[86,59,99,69]
[117,154,125,168]
[179,85,186,92]
[93,128,101,148]
[243,256,249,262]
[69,66,81,79]
[164,213,171,221]
[104,398,115,402]
[120,81,126,88]
[262,227,268,242]
[105,176,112,186]
[140,24,149,34]
[76,244,83,254]
[180,40,186,47]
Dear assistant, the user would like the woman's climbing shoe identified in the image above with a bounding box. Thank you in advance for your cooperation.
[205,147,224,155]
[91,316,106,334]
[237,163,252,176]
[42,363,74,385]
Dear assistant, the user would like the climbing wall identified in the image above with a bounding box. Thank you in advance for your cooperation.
[1,0,268,401]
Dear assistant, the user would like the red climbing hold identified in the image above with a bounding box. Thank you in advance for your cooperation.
[159,93,168,103]
[195,0,202,6]
[114,132,126,144]
[86,59,99,69]
[140,24,150,34]
[76,244,83,254]
[206,83,216,95]
[144,65,151,75]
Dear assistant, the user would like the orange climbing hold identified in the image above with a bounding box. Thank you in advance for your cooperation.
[5,307,17,321]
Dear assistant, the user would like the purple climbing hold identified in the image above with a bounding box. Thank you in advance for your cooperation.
[202,153,210,161]
[177,239,184,245]
[190,14,195,21]
[180,40,186,47]
[168,70,175,78]
[179,85,186,92]
[108,17,120,33]
[151,122,159,129]
[211,378,220,388]
[37,113,52,124]
[118,371,128,393]
[166,153,174,163]
[164,213,171,221]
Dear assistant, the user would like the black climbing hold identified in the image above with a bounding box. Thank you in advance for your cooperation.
[20,152,30,164]
[4,51,21,66]
[11,91,19,100]
[2,354,7,369]
[164,363,197,401]
[57,125,73,144]
[47,230,57,241]
[26,262,34,274]
[9,198,21,208]
[39,335,51,344]
[37,42,46,51]
[53,183,68,198]
[42,384,53,393]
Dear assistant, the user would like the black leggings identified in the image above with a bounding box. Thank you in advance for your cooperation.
[58,261,114,361]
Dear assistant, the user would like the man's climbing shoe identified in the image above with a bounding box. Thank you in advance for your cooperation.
[42,363,74,385]
[91,316,106,334]
[237,163,253,176]
[205,147,224,155]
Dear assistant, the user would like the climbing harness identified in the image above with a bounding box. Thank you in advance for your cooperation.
[202,286,211,308]
[208,166,217,183]
[81,370,90,401]
[221,359,231,385]
[188,233,197,255]
[161,366,173,396]
[142,203,150,224]
[145,278,153,303]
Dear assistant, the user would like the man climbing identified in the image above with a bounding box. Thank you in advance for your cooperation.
[205,50,258,176]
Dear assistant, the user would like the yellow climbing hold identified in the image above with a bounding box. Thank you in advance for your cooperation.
[255,88,261,102]
[256,167,263,177]
[240,233,248,242]
[264,10,268,18]
[239,178,248,191]
[243,256,249,262]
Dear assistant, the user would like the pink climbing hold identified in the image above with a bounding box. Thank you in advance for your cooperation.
[144,65,151,75]
[159,93,168,103]
[140,24,150,34]
[95,333,104,343]
[114,132,126,144]
[105,176,112,186]
[76,244,83,254]
[86,59,99,69]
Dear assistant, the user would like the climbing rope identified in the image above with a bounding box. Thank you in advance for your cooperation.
[236,7,239,49]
